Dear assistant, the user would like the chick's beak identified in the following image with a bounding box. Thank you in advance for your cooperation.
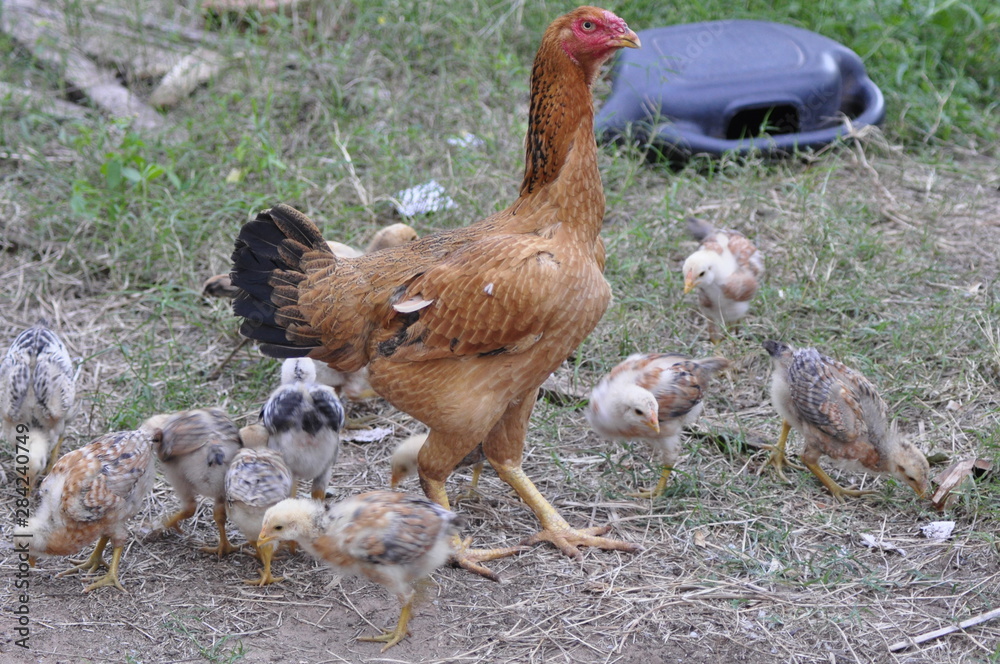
[257,530,275,548]
[645,416,661,434]
[683,274,696,294]
[910,478,930,499]
[390,472,402,490]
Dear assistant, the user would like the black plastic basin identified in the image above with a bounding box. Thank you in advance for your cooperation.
[595,20,885,159]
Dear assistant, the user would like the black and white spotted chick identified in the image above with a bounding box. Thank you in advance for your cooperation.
[262,358,345,500]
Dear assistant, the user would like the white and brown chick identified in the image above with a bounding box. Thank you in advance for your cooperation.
[225,447,293,585]
[390,433,486,502]
[259,491,458,651]
[143,408,242,556]
[13,427,158,591]
[1,320,76,493]
[263,358,345,500]
[682,217,764,344]
[762,340,930,501]
[587,353,729,498]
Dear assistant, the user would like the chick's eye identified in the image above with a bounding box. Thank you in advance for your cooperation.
[634,408,644,416]
[274,525,283,531]
[699,270,707,277]
[581,20,595,31]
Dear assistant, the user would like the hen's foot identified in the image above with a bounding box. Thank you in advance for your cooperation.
[521,524,640,559]
[449,536,523,581]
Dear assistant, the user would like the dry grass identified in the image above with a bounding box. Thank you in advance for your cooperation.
[1,1,998,662]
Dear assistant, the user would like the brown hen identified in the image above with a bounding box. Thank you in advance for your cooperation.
[762,340,930,501]
[231,7,641,577]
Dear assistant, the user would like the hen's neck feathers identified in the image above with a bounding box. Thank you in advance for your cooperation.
[516,31,603,236]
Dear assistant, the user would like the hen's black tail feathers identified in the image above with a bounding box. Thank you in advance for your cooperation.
[231,204,332,358]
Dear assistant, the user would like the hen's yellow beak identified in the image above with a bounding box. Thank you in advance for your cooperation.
[613,29,641,50]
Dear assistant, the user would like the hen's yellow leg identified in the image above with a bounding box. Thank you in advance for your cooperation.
[628,465,672,499]
[82,545,126,592]
[244,541,283,586]
[59,535,110,576]
[200,502,237,557]
[803,460,875,502]
[358,600,412,652]
[759,420,804,482]
[423,477,523,581]
[494,464,641,558]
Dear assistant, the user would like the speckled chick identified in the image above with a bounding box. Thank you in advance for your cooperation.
[762,340,930,501]
[587,353,728,498]
[225,447,293,585]
[259,492,458,651]
[144,408,242,556]
[263,358,345,500]
[1,320,76,493]
[682,218,764,343]
[13,428,157,591]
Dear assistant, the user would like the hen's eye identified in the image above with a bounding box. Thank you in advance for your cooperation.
[582,21,595,31]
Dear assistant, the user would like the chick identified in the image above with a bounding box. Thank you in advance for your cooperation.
[390,433,486,502]
[263,358,345,500]
[365,222,418,253]
[259,492,458,651]
[225,447,293,585]
[682,218,764,344]
[587,353,729,499]
[144,408,242,557]
[13,428,157,591]
[762,340,930,501]
[1,320,76,492]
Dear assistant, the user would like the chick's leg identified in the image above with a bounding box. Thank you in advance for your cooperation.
[358,598,412,652]
[161,499,197,533]
[59,535,110,576]
[453,462,484,504]
[486,389,640,559]
[801,449,875,502]
[83,544,126,592]
[200,502,237,557]
[244,540,283,586]
[628,466,672,499]
[759,420,804,483]
[43,435,65,474]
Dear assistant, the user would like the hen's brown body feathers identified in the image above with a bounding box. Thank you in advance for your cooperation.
[232,7,641,575]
